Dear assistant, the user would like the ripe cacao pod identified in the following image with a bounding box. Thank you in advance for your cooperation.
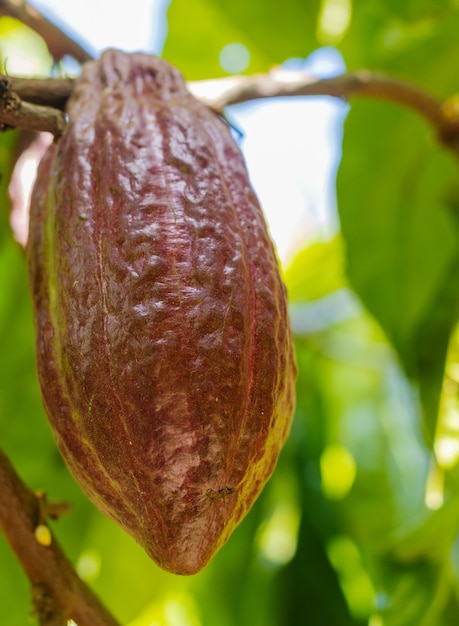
[27,49,296,575]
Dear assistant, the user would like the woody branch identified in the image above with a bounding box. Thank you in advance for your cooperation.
[1,68,459,154]
[0,447,120,626]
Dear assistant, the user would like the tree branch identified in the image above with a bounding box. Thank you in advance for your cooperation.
[187,68,459,149]
[0,0,93,63]
[0,448,120,626]
[1,67,459,152]
[0,98,65,137]
[0,76,65,137]
[8,75,74,109]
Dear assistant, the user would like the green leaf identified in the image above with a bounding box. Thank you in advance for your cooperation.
[0,16,52,75]
[339,2,459,84]
[337,99,459,441]
[284,235,348,303]
[164,0,322,78]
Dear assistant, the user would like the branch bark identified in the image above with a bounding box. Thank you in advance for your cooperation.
[0,76,66,137]
[1,67,459,153]
[187,68,459,150]
[0,448,120,626]
[7,75,74,109]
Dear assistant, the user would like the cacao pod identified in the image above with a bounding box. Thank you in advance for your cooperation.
[27,49,296,575]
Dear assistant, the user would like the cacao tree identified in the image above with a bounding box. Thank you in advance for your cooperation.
[2,1,459,625]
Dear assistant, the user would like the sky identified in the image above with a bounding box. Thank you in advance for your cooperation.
[31,0,347,264]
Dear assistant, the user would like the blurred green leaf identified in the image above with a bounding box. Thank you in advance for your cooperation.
[0,16,52,75]
[339,2,459,86]
[164,0,321,78]
[337,99,459,441]
[285,235,348,302]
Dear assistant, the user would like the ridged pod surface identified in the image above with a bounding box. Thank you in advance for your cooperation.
[27,49,296,575]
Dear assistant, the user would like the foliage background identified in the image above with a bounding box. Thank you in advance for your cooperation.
[2,1,459,625]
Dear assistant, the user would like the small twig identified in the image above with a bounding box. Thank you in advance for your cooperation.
[0,0,93,63]
[35,490,72,521]
[0,448,120,626]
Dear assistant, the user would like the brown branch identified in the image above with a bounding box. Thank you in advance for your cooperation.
[2,67,458,152]
[0,64,459,148]
[0,0,93,63]
[0,75,66,137]
[189,69,444,123]
[9,76,74,109]
[0,448,121,626]
[188,68,459,145]
[0,97,66,137]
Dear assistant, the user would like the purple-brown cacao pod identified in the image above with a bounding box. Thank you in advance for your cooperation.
[27,49,296,575]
